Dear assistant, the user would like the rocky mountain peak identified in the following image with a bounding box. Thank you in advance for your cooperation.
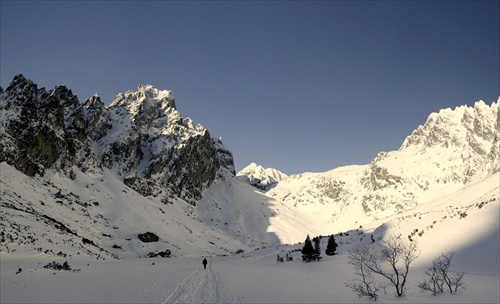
[265,98,499,227]
[110,85,176,113]
[237,163,288,190]
[109,84,179,130]
[2,74,39,107]
[400,99,499,152]
[5,74,35,93]
[0,75,235,205]
[84,93,102,107]
[79,93,110,142]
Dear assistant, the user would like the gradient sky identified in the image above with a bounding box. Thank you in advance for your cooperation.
[1,1,499,175]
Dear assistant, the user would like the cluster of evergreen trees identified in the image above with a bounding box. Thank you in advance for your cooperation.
[301,234,338,262]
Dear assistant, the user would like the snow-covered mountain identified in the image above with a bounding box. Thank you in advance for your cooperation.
[264,99,499,232]
[237,162,287,190]
[0,74,234,205]
[0,75,314,258]
[1,74,499,262]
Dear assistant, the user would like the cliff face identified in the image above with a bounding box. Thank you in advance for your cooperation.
[0,74,235,205]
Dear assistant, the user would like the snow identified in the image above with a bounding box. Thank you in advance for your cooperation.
[196,171,319,246]
[2,164,498,303]
[1,227,498,303]
[258,99,499,233]
[1,83,499,303]
[162,267,239,303]
[237,163,288,189]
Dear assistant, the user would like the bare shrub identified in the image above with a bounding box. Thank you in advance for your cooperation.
[346,234,420,298]
[418,251,466,295]
[345,246,381,301]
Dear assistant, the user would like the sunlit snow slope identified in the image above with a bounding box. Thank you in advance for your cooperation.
[253,99,499,236]
[0,171,498,304]
[1,75,498,260]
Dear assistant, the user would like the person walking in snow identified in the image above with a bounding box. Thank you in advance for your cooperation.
[202,258,208,269]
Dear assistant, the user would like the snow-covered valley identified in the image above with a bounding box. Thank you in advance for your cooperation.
[1,170,498,303]
[1,75,499,303]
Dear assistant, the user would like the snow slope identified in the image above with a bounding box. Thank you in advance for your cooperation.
[1,76,499,303]
[263,99,499,235]
[1,172,498,303]
[0,162,243,258]
[196,172,320,246]
[0,161,319,258]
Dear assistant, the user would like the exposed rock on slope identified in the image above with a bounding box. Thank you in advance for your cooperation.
[0,74,234,205]
[265,99,500,229]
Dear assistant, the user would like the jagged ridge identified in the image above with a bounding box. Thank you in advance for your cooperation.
[0,74,235,205]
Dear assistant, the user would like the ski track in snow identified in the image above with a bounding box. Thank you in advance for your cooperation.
[160,268,240,304]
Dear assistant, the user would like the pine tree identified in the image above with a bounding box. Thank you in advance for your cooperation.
[325,234,338,256]
[301,235,315,262]
[313,236,321,260]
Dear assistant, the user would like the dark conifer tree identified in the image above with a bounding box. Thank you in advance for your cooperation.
[313,236,321,258]
[301,235,315,262]
[325,234,338,256]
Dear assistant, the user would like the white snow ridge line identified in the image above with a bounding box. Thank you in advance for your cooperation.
[162,268,241,304]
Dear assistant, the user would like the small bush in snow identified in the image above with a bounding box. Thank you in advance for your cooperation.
[43,261,80,272]
[147,249,171,258]
[345,246,382,301]
[418,251,466,295]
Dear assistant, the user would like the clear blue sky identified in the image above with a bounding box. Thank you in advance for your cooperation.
[2,1,499,175]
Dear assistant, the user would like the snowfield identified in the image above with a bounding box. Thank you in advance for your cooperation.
[1,170,498,303]
[1,92,499,303]
[1,235,498,303]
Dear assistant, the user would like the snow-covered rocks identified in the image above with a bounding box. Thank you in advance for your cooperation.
[237,162,287,190]
[265,99,500,229]
[0,74,234,205]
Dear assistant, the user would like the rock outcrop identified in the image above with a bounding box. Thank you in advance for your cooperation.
[0,74,235,205]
